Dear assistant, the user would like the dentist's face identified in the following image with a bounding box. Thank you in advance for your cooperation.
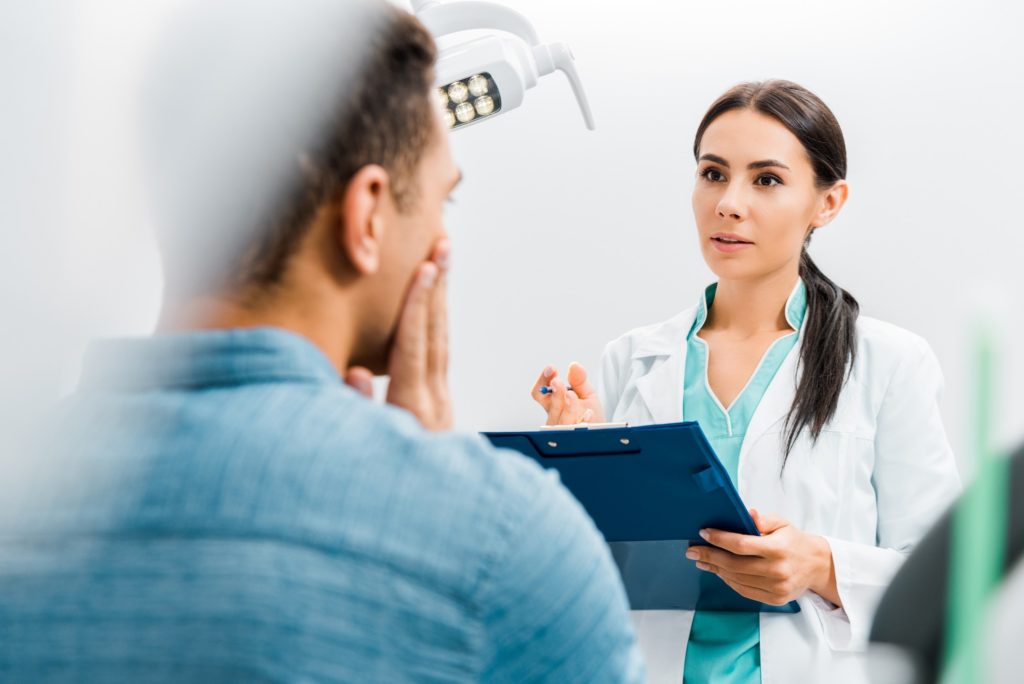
[692,108,825,282]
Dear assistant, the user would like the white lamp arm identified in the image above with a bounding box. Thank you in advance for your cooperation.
[414,0,540,46]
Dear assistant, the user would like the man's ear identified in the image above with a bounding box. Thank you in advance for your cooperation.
[811,179,850,230]
[337,164,391,275]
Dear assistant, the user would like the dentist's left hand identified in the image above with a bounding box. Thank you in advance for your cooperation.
[685,508,842,607]
[345,240,453,431]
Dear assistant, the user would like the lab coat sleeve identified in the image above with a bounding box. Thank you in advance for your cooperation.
[817,341,961,652]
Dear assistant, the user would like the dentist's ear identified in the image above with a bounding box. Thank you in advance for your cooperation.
[338,164,391,275]
[811,179,850,230]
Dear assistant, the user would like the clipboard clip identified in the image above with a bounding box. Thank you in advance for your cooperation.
[692,466,726,492]
[538,422,629,431]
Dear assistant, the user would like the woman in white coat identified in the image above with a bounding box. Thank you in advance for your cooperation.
[531,80,961,684]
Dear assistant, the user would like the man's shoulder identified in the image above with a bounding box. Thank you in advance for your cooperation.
[251,383,568,545]
[286,384,558,505]
[55,379,563,539]
[277,387,581,598]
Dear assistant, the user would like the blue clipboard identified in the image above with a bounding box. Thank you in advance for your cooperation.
[482,421,800,613]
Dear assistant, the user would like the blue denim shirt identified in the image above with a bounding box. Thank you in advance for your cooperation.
[0,327,643,683]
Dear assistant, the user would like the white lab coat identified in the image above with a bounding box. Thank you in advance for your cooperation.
[596,304,961,684]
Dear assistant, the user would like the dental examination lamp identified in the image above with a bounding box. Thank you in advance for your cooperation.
[411,0,595,131]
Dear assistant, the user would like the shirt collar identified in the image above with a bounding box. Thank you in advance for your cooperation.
[77,327,342,392]
[687,278,808,340]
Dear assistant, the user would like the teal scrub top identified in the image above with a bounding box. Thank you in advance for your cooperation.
[681,278,807,684]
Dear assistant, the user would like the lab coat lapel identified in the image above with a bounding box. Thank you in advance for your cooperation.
[738,325,805,473]
[631,307,697,425]
[635,353,686,424]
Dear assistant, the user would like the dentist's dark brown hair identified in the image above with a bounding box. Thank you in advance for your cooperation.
[693,79,859,462]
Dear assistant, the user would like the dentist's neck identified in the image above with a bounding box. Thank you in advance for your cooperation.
[703,266,801,337]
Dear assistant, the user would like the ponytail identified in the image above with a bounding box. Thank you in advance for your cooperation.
[783,236,859,460]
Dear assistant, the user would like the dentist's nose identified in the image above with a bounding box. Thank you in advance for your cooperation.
[716,184,746,221]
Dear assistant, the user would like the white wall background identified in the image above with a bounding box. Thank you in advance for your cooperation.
[6,0,1022,479]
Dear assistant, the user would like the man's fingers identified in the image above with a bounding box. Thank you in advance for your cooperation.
[427,261,449,382]
[427,238,451,381]
[389,262,437,378]
[430,239,451,271]
[344,366,375,398]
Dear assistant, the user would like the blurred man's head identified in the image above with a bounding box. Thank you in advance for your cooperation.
[145,0,460,373]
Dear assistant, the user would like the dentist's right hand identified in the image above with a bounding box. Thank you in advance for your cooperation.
[531,362,606,425]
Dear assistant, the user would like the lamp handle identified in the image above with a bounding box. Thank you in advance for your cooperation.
[534,42,596,131]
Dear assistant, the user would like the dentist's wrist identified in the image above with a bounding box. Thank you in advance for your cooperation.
[808,534,842,607]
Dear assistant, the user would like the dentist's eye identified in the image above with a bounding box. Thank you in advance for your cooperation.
[700,168,725,182]
[756,174,782,187]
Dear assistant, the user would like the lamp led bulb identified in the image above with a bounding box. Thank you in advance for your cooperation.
[454,101,476,122]
[468,74,488,96]
[447,81,469,103]
[474,95,495,116]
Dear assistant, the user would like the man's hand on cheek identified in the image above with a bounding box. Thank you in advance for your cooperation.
[347,241,452,431]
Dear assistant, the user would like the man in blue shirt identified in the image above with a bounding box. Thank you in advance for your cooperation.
[0,2,643,681]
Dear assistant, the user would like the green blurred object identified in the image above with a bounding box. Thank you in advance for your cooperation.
[942,326,1009,683]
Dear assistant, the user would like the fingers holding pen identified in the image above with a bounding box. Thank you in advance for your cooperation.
[566,362,596,400]
[531,365,557,405]
[563,386,581,423]
[545,378,568,424]
[533,366,596,424]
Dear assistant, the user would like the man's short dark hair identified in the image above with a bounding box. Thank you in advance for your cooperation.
[244,6,438,288]
[145,2,437,295]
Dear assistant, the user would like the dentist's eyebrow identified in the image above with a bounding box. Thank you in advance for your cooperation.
[748,159,790,170]
[698,154,790,171]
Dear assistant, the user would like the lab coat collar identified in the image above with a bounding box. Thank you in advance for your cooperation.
[690,278,807,339]
[630,308,699,361]
[631,278,810,430]
[631,278,807,359]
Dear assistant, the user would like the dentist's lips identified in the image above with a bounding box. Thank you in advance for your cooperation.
[710,233,754,253]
